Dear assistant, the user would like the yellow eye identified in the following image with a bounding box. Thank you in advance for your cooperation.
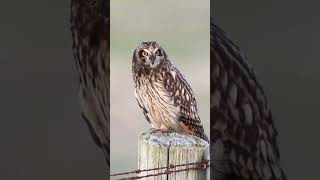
[142,51,148,57]
[155,50,160,56]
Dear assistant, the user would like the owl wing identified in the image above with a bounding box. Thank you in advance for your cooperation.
[134,90,151,124]
[163,63,207,141]
[71,0,110,167]
[211,22,286,180]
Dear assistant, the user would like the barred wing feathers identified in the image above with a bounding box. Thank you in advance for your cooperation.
[211,22,286,180]
[164,63,208,141]
[70,0,110,167]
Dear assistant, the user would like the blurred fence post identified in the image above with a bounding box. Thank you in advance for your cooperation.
[138,131,209,180]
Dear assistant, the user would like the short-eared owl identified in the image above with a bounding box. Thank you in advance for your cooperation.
[211,22,286,180]
[132,41,208,142]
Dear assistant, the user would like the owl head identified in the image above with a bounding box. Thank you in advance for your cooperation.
[132,41,167,69]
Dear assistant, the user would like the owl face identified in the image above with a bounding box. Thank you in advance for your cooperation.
[133,41,166,68]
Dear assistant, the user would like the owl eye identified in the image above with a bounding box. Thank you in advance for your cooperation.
[141,51,148,57]
[155,50,161,56]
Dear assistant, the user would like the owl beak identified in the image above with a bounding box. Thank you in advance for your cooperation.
[149,55,156,64]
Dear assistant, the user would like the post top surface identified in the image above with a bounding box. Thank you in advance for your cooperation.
[140,131,209,148]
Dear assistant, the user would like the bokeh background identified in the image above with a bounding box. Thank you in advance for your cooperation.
[213,1,320,179]
[0,1,107,180]
[110,0,210,175]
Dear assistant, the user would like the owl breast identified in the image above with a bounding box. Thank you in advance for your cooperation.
[135,75,184,132]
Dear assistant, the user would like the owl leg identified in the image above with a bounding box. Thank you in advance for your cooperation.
[159,124,174,133]
[147,125,173,134]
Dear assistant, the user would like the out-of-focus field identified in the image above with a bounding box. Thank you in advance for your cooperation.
[110,0,210,176]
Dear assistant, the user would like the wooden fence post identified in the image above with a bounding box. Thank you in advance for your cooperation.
[138,131,209,180]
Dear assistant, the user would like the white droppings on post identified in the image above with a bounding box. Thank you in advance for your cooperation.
[138,131,209,180]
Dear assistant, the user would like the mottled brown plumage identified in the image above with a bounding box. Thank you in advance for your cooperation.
[132,41,208,142]
[211,22,286,180]
[70,0,110,167]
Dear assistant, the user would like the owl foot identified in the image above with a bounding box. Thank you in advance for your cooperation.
[147,128,173,136]
[159,129,173,134]
[147,128,161,134]
[159,126,175,137]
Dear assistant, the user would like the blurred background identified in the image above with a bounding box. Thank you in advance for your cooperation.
[110,0,210,175]
[0,1,107,180]
[213,1,320,179]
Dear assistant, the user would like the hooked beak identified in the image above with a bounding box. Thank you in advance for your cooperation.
[149,55,156,64]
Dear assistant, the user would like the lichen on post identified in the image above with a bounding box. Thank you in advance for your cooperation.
[138,131,209,180]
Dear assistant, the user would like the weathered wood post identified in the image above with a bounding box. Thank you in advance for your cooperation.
[138,131,209,180]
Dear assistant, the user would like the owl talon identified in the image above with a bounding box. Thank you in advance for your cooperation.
[163,131,173,137]
[160,129,172,133]
[147,128,173,135]
[147,128,160,134]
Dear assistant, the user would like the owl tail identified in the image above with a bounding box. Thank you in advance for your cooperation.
[200,132,209,142]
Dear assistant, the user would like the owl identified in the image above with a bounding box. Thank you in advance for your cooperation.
[132,41,208,142]
[211,21,287,180]
[70,0,110,168]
